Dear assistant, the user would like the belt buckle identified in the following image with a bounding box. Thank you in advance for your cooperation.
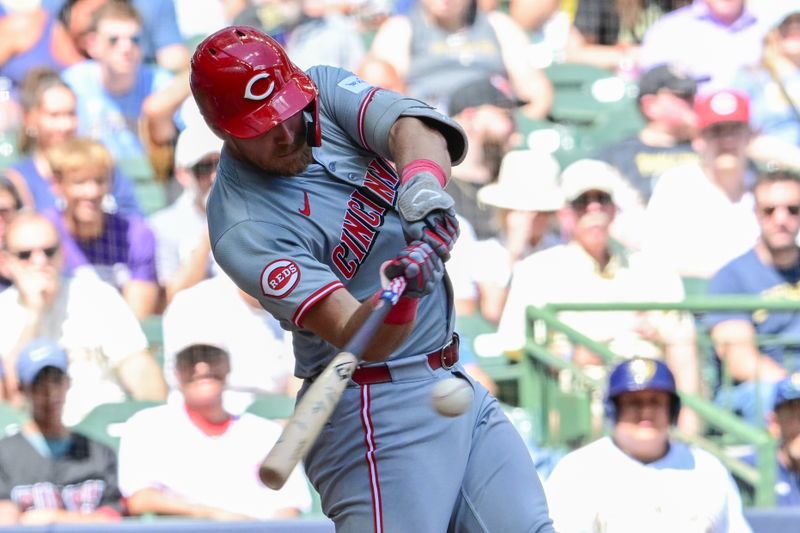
[440,349,454,370]
[440,333,459,370]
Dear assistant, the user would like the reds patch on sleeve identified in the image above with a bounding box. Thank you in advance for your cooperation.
[261,259,301,298]
[337,75,370,94]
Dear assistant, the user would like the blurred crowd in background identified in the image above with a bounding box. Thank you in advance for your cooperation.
[0,0,799,527]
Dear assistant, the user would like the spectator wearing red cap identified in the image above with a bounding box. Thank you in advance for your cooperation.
[641,89,760,279]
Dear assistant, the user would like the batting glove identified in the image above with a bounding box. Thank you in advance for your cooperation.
[397,172,459,261]
[383,241,444,298]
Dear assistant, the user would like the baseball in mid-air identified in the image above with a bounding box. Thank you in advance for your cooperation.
[430,377,473,417]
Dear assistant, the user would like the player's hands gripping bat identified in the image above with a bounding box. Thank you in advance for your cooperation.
[397,172,460,261]
[259,277,408,490]
[383,240,445,298]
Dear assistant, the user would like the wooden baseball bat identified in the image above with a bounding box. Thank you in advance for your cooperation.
[259,277,407,490]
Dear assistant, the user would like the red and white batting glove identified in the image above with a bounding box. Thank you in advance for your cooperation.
[383,241,444,298]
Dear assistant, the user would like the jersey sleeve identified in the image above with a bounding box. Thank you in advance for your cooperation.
[309,66,467,165]
[213,219,344,329]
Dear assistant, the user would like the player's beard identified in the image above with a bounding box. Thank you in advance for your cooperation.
[268,144,313,177]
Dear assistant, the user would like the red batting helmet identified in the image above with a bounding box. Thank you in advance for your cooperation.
[190,26,320,145]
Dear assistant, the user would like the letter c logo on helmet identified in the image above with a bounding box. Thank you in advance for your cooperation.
[189,26,320,145]
[244,73,275,101]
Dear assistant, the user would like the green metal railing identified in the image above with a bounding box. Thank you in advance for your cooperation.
[516,295,791,507]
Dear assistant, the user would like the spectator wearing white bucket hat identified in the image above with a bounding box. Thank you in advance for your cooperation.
[493,158,700,431]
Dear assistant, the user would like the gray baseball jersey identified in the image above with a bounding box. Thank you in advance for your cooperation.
[208,65,463,378]
[206,65,554,532]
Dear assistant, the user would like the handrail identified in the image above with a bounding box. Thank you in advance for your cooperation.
[526,305,619,364]
[520,301,780,507]
[544,296,800,313]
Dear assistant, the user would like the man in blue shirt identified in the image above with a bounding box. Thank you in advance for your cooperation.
[61,1,187,165]
[706,168,800,424]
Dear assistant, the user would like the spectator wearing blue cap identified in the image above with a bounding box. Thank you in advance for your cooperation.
[766,372,800,506]
[0,339,124,525]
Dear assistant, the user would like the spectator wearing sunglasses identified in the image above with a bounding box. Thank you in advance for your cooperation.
[494,159,699,431]
[44,138,158,321]
[642,89,760,280]
[59,1,189,167]
[704,169,800,425]
[149,123,221,304]
[0,211,166,424]
[46,0,190,72]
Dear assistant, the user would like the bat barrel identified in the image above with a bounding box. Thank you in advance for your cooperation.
[258,277,407,490]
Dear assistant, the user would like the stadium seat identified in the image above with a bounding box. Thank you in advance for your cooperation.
[116,156,155,183]
[133,180,168,217]
[245,394,296,421]
[0,403,26,438]
[72,400,163,451]
[682,277,710,297]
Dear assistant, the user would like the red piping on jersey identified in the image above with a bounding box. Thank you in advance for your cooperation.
[292,281,345,327]
[357,88,380,152]
[360,385,384,533]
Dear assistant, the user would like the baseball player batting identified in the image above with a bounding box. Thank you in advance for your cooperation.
[190,26,554,532]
